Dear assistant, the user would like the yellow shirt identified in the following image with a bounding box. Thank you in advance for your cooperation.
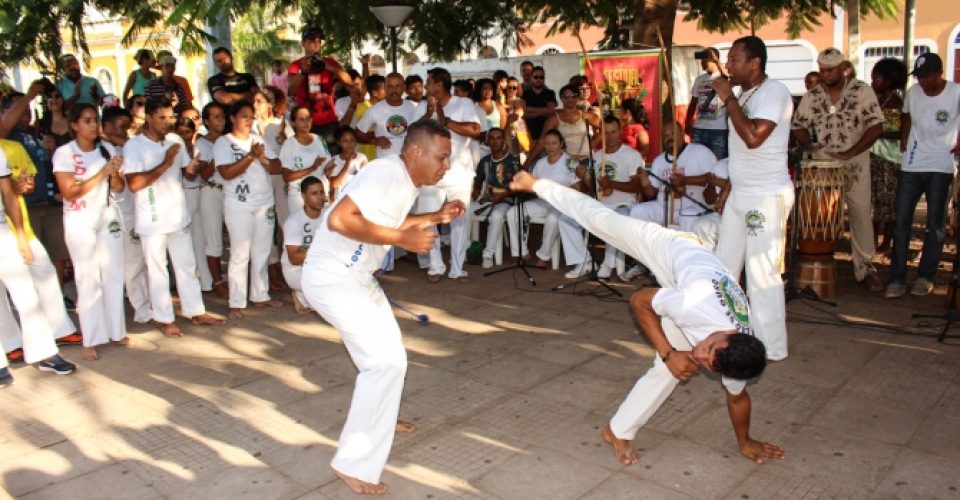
[0,139,38,240]
[354,101,377,161]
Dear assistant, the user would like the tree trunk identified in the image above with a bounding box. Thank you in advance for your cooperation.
[631,0,679,124]
[846,0,861,73]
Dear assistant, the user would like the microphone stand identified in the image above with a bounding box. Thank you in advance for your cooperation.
[552,114,621,297]
[485,192,537,285]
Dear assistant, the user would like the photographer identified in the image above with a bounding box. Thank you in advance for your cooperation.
[287,28,356,154]
[685,47,728,160]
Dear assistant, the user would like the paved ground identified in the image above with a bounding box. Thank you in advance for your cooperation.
[2,247,960,499]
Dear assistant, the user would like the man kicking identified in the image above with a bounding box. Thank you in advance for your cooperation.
[301,120,465,494]
[510,170,785,465]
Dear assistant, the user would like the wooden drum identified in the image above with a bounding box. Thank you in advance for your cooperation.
[797,254,837,299]
[796,160,845,255]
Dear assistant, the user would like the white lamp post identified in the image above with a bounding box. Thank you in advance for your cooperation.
[370,4,415,73]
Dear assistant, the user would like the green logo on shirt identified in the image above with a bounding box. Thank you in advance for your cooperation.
[745,209,765,235]
[713,274,752,334]
[935,110,949,125]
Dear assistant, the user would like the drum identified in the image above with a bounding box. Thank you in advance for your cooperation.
[797,160,845,255]
[797,254,837,299]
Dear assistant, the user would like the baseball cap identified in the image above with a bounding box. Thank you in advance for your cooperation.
[817,48,843,69]
[302,27,325,41]
[910,53,943,77]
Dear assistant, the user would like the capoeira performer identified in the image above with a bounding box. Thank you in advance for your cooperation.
[196,102,230,299]
[509,170,786,466]
[302,120,464,494]
[52,103,127,361]
[215,100,284,317]
[1,148,76,386]
[101,106,153,323]
[711,36,794,361]
[280,105,330,217]
[281,176,324,314]
[124,96,225,337]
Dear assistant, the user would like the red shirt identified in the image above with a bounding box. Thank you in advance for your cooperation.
[288,58,343,127]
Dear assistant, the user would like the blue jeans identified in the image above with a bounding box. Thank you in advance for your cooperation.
[889,171,954,284]
[691,128,728,160]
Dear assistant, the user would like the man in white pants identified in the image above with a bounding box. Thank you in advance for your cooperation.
[415,67,481,283]
[302,121,464,494]
[0,149,76,386]
[123,96,225,337]
[510,170,785,467]
[101,107,152,323]
[712,36,795,361]
[281,176,324,313]
[594,116,643,279]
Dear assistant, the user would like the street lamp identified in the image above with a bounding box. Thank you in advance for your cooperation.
[370,4,414,73]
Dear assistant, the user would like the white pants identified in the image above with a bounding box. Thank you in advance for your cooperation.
[302,267,406,484]
[528,180,747,440]
[25,238,75,338]
[692,212,722,251]
[200,184,225,258]
[141,228,206,323]
[628,198,704,232]
[473,202,511,259]
[416,182,473,278]
[120,206,151,323]
[185,188,213,290]
[63,208,126,347]
[224,203,275,308]
[506,199,587,265]
[716,187,794,361]
[281,262,308,309]
[601,205,633,268]
[844,158,876,281]
[0,230,57,367]
[273,175,290,228]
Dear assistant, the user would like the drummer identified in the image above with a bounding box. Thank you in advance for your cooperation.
[791,48,884,292]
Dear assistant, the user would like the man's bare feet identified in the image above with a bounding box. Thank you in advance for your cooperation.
[229,308,244,319]
[602,424,639,466]
[191,313,226,326]
[111,337,131,346]
[157,322,184,338]
[213,280,229,300]
[81,346,99,361]
[291,291,311,315]
[251,299,283,308]
[396,420,417,433]
[332,468,388,495]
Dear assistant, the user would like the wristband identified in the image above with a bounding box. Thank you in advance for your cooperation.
[722,95,736,106]
[661,348,676,362]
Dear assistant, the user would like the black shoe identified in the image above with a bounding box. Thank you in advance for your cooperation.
[0,367,13,387]
[36,354,76,375]
[63,297,77,313]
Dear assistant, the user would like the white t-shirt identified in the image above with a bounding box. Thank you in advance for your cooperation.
[595,145,643,209]
[649,143,717,216]
[282,207,322,268]
[714,157,729,180]
[691,72,728,130]
[196,136,224,185]
[181,145,202,189]
[329,152,369,198]
[532,153,578,187]
[727,79,793,193]
[306,155,419,275]
[902,81,960,174]
[280,134,330,197]
[0,149,8,225]
[263,120,295,158]
[651,236,753,394]
[51,140,111,216]
[123,133,191,235]
[356,99,422,158]
[334,96,353,121]
[214,133,275,209]
[425,96,482,176]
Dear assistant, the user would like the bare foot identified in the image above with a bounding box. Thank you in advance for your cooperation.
[602,424,639,466]
[213,280,229,300]
[251,299,283,308]
[191,313,226,326]
[291,291,311,315]
[396,420,417,433]
[229,308,244,319]
[111,337,131,346]
[332,468,388,495]
[157,322,184,338]
[81,346,99,361]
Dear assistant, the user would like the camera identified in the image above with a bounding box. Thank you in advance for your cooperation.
[309,53,326,73]
[694,50,710,60]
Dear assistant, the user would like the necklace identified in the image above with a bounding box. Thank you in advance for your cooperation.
[738,76,768,110]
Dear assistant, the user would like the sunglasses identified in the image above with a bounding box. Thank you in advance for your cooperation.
[532,75,545,80]
[507,86,519,90]
[561,93,579,99]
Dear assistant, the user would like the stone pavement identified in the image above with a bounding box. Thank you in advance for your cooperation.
[2,254,960,499]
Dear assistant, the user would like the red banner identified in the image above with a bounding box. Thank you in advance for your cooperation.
[580,50,661,162]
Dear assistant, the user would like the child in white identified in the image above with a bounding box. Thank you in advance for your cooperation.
[52,123,127,360]
[280,107,331,217]
[215,102,281,316]
[281,177,324,313]
[327,127,368,202]
[506,131,588,275]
